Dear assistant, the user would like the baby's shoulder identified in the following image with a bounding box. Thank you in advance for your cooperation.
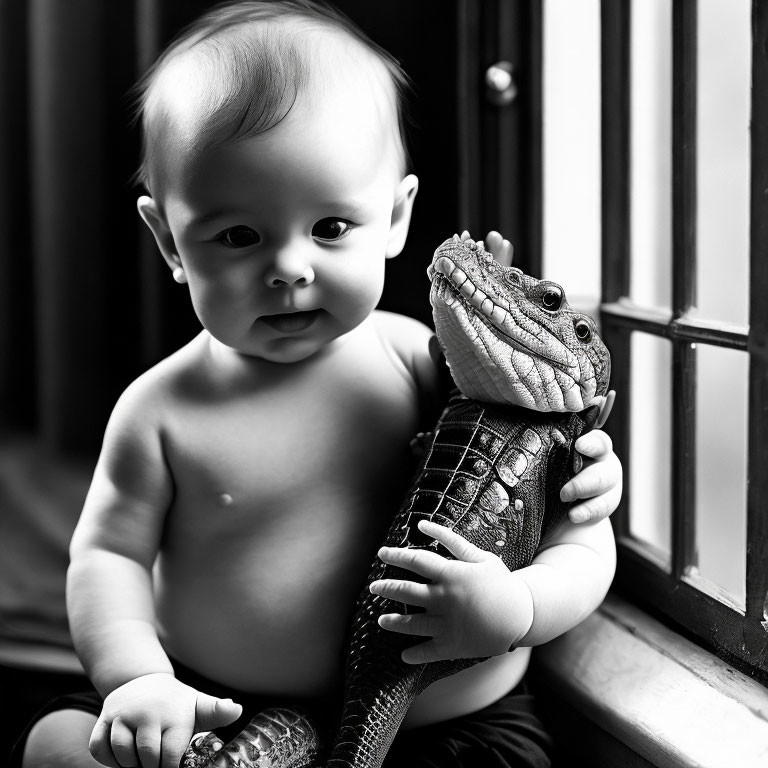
[370,310,433,355]
[111,332,209,419]
[368,310,439,393]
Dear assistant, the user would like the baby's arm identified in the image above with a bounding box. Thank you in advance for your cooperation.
[68,381,174,693]
[503,516,616,647]
[372,516,615,664]
[67,380,240,767]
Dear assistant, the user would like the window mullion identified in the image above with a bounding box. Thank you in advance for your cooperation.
[671,0,697,315]
[600,0,631,541]
[746,0,768,645]
[670,0,697,580]
[600,0,630,304]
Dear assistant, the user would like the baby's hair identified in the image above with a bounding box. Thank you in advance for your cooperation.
[133,0,413,193]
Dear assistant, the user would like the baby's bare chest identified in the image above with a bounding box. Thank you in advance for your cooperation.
[160,359,421,549]
[151,347,429,684]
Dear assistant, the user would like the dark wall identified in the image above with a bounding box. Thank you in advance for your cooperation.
[333,1,461,326]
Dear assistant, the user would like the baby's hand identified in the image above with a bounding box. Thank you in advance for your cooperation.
[464,229,514,266]
[89,672,242,768]
[560,429,623,524]
[371,520,533,664]
[482,230,514,266]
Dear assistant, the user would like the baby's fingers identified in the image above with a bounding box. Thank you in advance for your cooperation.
[417,520,490,563]
[135,725,162,768]
[89,718,122,768]
[574,429,613,459]
[378,612,438,638]
[568,481,622,523]
[400,638,450,665]
[560,459,618,503]
[370,578,431,607]
[111,719,139,768]
[377,544,445,580]
[484,230,514,266]
[161,726,192,768]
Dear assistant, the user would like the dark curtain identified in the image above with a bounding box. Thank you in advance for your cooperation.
[0,0,460,457]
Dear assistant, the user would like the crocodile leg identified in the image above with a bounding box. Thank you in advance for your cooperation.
[180,709,320,768]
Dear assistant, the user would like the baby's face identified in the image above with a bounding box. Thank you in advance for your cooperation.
[154,89,413,364]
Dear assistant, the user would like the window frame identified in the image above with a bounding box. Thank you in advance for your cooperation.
[600,0,768,678]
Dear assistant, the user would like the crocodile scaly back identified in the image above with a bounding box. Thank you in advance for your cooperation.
[325,397,601,767]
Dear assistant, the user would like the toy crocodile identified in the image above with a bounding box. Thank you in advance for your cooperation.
[182,233,613,768]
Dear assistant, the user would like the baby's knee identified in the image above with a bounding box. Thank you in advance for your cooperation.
[22,709,99,768]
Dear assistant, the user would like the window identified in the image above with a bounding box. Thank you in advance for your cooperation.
[457,1,765,677]
[600,0,767,678]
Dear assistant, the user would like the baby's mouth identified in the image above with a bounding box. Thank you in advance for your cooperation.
[260,309,322,333]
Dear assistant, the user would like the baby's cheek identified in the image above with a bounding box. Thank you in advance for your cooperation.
[332,265,385,319]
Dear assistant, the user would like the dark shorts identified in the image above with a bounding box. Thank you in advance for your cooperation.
[9,660,552,768]
[0,661,93,766]
[383,685,552,768]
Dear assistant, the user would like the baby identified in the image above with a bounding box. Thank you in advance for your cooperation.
[17,2,620,767]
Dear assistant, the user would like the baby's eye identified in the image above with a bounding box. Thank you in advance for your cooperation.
[312,218,352,242]
[217,226,260,248]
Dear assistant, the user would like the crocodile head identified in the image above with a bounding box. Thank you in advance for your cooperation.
[428,234,611,412]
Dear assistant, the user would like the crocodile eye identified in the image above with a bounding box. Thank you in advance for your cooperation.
[574,319,593,342]
[541,287,563,311]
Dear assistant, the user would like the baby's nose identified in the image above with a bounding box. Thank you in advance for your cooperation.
[264,248,315,288]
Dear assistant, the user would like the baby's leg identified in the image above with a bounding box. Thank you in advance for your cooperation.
[22,709,100,768]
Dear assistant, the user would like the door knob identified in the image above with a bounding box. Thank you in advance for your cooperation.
[485,61,517,106]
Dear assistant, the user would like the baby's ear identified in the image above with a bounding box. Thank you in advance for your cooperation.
[137,196,182,277]
[386,174,419,258]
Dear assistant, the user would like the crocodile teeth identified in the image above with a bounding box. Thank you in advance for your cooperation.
[491,305,507,324]
[431,249,514,331]
[451,267,468,287]
[469,288,487,309]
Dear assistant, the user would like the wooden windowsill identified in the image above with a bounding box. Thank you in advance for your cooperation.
[532,592,768,768]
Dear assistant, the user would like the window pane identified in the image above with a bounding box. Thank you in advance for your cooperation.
[543,0,600,311]
[629,332,671,562]
[695,0,750,327]
[630,0,672,311]
[694,344,747,608]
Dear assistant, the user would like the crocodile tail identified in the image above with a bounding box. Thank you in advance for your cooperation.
[326,656,481,768]
[326,669,423,768]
